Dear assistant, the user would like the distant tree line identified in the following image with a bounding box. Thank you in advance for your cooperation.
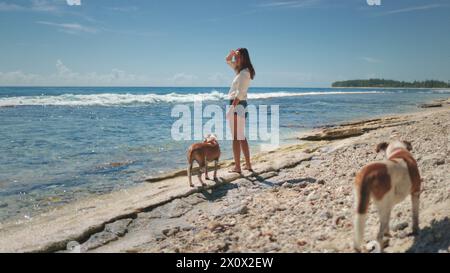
[332,79,450,88]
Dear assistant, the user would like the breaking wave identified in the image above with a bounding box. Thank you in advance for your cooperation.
[0,90,386,107]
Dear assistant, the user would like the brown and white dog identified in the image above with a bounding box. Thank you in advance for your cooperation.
[353,140,421,252]
[187,134,221,187]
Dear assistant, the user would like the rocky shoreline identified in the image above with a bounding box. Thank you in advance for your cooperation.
[0,101,448,253]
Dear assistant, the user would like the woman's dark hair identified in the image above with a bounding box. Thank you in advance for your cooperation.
[236,48,255,80]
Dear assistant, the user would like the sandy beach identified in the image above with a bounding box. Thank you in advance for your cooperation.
[0,98,448,253]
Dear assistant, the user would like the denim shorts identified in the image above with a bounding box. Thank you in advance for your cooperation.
[229,100,248,118]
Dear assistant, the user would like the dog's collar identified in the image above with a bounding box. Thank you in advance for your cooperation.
[388,148,406,159]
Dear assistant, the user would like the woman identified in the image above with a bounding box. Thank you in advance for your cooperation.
[225,48,256,173]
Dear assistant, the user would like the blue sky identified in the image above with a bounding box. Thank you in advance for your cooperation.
[0,0,449,87]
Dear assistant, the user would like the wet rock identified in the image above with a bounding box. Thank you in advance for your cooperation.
[105,218,132,237]
[300,127,364,141]
[419,103,442,108]
[82,231,118,250]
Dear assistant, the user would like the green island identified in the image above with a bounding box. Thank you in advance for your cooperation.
[332,79,450,88]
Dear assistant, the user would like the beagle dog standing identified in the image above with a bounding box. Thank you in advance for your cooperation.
[353,140,421,252]
[186,134,220,187]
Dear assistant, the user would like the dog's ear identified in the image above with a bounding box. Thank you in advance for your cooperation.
[403,140,412,151]
[376,142,388,153]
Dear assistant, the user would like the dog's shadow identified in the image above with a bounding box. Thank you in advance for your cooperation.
[197,181,239,202]
[406,217,450,253]
[196,173,319,202]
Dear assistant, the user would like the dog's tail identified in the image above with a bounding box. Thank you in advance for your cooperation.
[354,171,371,252]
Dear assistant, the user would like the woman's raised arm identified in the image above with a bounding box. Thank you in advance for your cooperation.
[226,50,237,70]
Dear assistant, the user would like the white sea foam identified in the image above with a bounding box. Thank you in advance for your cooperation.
[431,89,450,94]
[248,90,384,99]
[0,90,386,107]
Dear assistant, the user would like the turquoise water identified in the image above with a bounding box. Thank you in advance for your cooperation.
[0,86,448,222]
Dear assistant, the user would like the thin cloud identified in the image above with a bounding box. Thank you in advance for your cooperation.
[169,73,198,84]
[208,73,228,85]
[206,0,320,22]
[109,6,138,12]
[0,60,153,86]
[37,20,162,37]
[362,57,382,63]
[37,21,97,34]
[257,1,299,8]
[31,0,59,12]
[100,27,162,37]
[381,4,443,15]
[0,2,24,11]
[1,0,82,13]
[0,0,63,13]
[204,9,261,23]
[256,0,320,9]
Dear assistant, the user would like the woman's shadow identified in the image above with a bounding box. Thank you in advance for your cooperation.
[406,217,450,253]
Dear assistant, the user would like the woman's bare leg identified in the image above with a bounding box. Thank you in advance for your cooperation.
[231,114,241,172]
[232,139,241,172]
[237,114,251,170]
[240,138,252,170]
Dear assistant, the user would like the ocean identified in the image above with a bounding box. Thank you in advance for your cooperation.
[0,86,448,222]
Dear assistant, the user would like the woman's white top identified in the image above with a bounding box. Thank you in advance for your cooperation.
[227,61,251,101]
